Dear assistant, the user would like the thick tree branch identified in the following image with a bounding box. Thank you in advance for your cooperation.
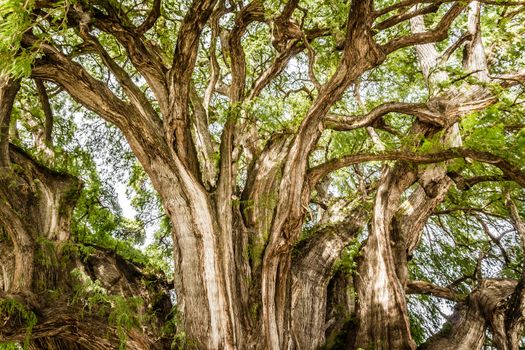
[263,2,382,347]
[495,71,525,87]
[382,3,467,55]
[88,5,169,114]
[166,0,219,176]
[324,101,445,130]
[228,0,265,102]
[501,195,525,349]
[278,0,299,21]
[27,38,130,129]
[374,0,446,18]
[248,43,303,100]
[27,36,169,168]
[398,176,453,253]
[171,0,219,83]
[464,2,489,80]
[217,0,265,196]
[374,2,445,31]
[34,79,53,145]
[189,85,217,188]
[0,77,20,167]
[410,9,449,84]
[78,31,161,130]
[406,280,463,301]
[204,4,226,111]
[422,279,518,350]
[291,207,367,349]
[137,0,161,34]
[308,148,525,187]
[507,195,525,251]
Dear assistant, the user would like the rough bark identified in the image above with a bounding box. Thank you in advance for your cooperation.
[354,165,418,350]
[0,145,172,349]
[0,77,20,167]
[291,208,367,349]
[421,279,518,350]
[261,1,385,347]
[488,197,525,350]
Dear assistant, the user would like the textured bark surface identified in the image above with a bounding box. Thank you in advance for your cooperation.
[421,279,518,350]
[354,166,417,350]
[0,145,172,349]
[291,209,366,349]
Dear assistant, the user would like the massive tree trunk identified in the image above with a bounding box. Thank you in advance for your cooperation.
[354,165,417,350]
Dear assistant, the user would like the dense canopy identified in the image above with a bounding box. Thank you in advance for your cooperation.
[1,0,525,349]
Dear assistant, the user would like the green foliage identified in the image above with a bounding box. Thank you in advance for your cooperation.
[333,239,362,275]
[0,298,37,349]
[0,0,35,76]
[71,268,143,349]
[0,342,22,350]
[158,306,191,350]
[2,0,525,346]
[61,240,96,261]
[34,237,58,268]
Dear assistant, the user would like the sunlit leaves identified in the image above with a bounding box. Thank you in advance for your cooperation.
[0,0,35,76]
[0,0,77,77]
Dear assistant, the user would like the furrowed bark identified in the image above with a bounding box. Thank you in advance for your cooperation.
[27,7,241,348]
[189,86,218,188]
[308,148,525,188]
[10,1,525,349]
[421,279,518,350]
[0,145,79,292]
[0,145,171,349]
[167,0,218,176]
[352,7,493,346]
[383,3,467,54]
[354,165,417,350]
[262,1,384,347]
[291,208,367,349]
[0,250,172,349]
[88,2,170,114]
[34,79,53,146]
[488,196,525,350]
[242,134,292,269]
[161,169,237,349]
[0,77,20,167]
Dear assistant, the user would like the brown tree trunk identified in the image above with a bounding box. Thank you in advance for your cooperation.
[7,1,525,349]
[353,165,417,350]
[291,209,366,349]
[421,279,518,350]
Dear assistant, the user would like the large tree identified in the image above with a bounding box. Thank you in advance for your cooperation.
[2,0,525,349]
